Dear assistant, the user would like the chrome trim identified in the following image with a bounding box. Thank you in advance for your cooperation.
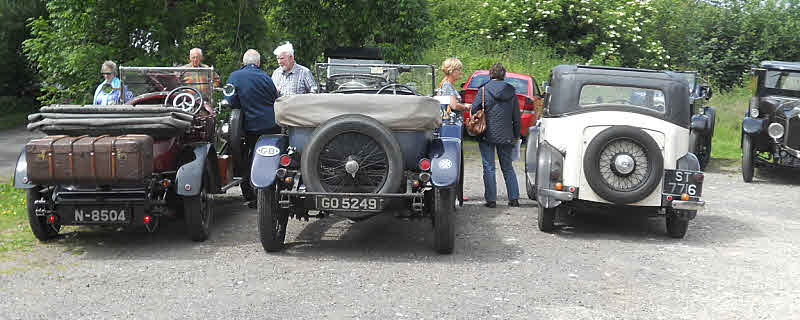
[671,200,705,211]
[537,188,574,201]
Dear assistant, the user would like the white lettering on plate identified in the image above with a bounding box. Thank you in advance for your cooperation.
[256,146,280,157]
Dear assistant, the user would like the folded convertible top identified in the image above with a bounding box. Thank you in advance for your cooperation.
[28,104,195,138]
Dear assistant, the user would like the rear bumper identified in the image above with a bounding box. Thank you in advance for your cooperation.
[670,200,705,212]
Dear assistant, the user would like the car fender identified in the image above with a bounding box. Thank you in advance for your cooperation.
[677,152,701,171]
[12,148,34,189]
[429,137,461,187]
[536,141,563,209]
[742,116,765,135]
[524,126,540,181]
[690,114,710,132]
[176,143,215,197]
[250,134,288,189]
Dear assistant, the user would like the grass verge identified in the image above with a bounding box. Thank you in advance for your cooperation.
[708,85,751,160]
[0,181,37,254]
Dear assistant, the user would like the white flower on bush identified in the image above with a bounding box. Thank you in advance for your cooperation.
[482,2,488,7]
[587,18,593,23]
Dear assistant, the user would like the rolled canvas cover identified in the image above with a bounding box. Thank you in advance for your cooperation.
[275,94,442,131]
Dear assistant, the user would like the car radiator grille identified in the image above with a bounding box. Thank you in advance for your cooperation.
[786,117,800,150]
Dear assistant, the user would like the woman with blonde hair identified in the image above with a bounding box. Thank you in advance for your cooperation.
[438,57,471,115]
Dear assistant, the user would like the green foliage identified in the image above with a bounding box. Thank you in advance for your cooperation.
[265,0,433,64]
[0,182,35,254]
[0,0,45,97]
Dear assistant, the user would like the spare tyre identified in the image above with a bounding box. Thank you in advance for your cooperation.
[302,114,404,194]
[583,126,664,204]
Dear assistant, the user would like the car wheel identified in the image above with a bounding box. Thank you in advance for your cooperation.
[258,185,289,252]
[666,210,689,238]
[433,187,455,254]
[537,202,556,232]
[301,114,404,194]
[525,174,536,200]
[583,126,664,204]
[689,130,710,170]
[184,161,215,242]
[742,133,755,183]
[26,187,60,241]
[229,109,255,201]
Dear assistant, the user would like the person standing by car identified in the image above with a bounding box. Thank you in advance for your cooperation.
[438,57,472,115]
[93,60,133,105]
[226,49,280,207]
[272,42,317,96]
[472,63,521,208]
[181,48,220,100]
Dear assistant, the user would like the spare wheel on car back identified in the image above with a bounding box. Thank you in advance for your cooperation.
[583,126,664,204]
[302,114,404,194]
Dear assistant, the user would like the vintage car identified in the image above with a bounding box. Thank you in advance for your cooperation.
[741,61,800,182]
[680,71,716,170]
[240,54,463,254]
[14,66,229,242]
[460,69,543,141]
[526,65,706,238]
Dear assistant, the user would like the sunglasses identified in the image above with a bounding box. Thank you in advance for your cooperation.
[101,72,113,75]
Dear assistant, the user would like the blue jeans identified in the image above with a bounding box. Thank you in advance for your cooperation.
[478,141,520,202]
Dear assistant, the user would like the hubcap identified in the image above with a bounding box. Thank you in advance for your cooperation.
[613,154,635,175]
[345,158,360,178]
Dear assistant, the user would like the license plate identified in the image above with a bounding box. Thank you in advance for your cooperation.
[316,195,383,211]
[72,207,131,224]
[663,169,703,197]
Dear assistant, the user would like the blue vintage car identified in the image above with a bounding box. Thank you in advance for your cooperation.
[233,56,463,254]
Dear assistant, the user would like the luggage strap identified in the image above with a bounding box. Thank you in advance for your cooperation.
[68,135,88,185]
[88,135,109,184]
[46,136,70,180]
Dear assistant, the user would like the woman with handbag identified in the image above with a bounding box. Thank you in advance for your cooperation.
[471,63,521,208]
[438,58,472,117]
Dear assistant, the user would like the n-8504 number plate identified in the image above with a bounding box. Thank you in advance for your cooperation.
[316,196,383,211]
[663,169,703,197]
[72,207,131,224]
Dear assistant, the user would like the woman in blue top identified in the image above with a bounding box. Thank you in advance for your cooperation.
[438,58,471,118]
[93,60,132,105]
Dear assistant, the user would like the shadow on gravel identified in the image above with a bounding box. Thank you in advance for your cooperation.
[279,203,522,262]
[749,167,800,186]
[552,209,761,245]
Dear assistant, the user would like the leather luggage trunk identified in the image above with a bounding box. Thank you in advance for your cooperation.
[26,135,154,185]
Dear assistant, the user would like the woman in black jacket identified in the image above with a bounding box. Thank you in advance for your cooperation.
[472,63,521,208]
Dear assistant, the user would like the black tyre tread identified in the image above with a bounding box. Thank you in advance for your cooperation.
[537,203,556,232]
[742,134,754,183]
[583,126,664,204]
[258,187,289,252]
[666,214,689,238]
[433,187,455,254]
[185,161,214,242]
[26,188,59,241]
[301,114,404,194]
[525,175,536,200]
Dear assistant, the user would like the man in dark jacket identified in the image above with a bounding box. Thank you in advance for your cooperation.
[472,63,521,208]
[225,49,279,207]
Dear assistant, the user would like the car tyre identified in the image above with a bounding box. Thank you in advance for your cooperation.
[689,130,710,170]
[742,133,755,183]
[666,211,689,239]
[258,185,289,252]
[525,174,536,200]
[26,188,59,241]
[537,202,556,232]
[433,187,455,254]
[184,161,215,242]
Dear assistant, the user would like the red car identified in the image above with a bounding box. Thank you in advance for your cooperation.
[460,70,543,140]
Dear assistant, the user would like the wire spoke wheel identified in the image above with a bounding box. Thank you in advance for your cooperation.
[598,138,650,192]
[318,132,389,193]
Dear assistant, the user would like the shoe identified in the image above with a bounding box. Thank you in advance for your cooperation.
[484,201,497,208]
[508,199,520,207]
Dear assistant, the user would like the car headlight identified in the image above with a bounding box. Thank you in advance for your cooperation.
[750,107,759,118]
[768,122,784,139]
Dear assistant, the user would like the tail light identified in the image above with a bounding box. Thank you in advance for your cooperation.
[47,215,56,224]
[279,154,292,167]
[143,215,152,223]
[418,158,431,171]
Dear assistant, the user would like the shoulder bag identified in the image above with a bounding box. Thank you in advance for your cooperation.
[466,86,488,136]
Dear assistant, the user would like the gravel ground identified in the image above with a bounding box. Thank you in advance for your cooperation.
[1,143,799,319]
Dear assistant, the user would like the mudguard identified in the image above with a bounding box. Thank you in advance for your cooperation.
[250,134,288,188]
[536,141,564,209]
[690,114,710,132]
[429,137,461,187]
[176,143,213,197]
[439,123,462,139]
[677,152,701,171]
[12,148,34,189]
[742,117,765,135]
[525,126,540,177]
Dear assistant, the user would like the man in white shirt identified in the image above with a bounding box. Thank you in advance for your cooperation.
[271,42,317,96]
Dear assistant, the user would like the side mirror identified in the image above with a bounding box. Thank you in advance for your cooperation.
[223,83,236,97]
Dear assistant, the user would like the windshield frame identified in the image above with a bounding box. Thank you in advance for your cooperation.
[314,63,436,95]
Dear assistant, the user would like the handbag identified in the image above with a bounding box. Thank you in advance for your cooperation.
[466,86,488,136]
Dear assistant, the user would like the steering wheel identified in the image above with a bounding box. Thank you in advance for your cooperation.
[376,83,418,95]
[165,86,204,114]
[336,81,369,91]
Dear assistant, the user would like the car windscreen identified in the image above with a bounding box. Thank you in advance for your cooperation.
[316,63,435,96]
[579,85,665,113]
[467,74,528,95]
[680,73,696,93]
[765,71,800,91]
[120,67,215,99]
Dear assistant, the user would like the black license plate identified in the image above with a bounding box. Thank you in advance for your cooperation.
[663,169,703,197]
[315,195,383,211]
[71,207,131,224]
